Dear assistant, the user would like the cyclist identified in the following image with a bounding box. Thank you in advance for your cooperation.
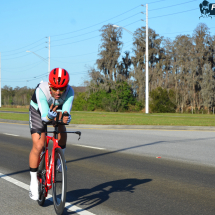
[28,68,74,200]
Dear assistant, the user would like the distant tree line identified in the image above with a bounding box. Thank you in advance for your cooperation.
[1,86,34,106]
[2,23,215,113]
[1,85,86,107]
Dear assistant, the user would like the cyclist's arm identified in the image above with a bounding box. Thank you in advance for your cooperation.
[62,87,74,114]
[36,88,50,122]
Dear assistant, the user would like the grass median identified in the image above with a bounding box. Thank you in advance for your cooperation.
[0,107,29,112]
[1,108,215,126]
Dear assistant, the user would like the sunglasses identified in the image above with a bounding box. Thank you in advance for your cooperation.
[51,86,67,92]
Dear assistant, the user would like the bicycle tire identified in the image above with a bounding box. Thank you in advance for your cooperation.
[52,148,67,215]
[37,150,46,206]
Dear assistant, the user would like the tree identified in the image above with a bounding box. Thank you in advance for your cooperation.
[192,23,211,109]
[131,26,146,102]
[118,51,132,82]
[96,24,123,83]
[173,34,193,112]
[200,64,215,112]
[131,26,164,102]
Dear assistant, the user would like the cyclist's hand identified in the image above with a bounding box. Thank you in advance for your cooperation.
[47,104,58,121]
[62,111,71,124]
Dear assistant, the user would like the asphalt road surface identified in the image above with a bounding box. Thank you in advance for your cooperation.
[0,122,215,215]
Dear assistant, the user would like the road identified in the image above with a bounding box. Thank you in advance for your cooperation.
[0,122,215,214]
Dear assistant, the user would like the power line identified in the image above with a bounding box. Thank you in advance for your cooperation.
[150,8,199,19]
[161,26,215,35]
[1,38,46,53]
[51,5,141,37]
[51,12,141,44]
[148,0,166,4]
[52,30,98,42]
[2,61,45,73]
[51,21,141,48]
[26,75,47,82]
[3,60,42,69]
[2,76,47,83]
[149,0,198,11]
[51,59,95,64]
[51,39,135,59]
[2,72,48,81]
[123,20,141,28]
[51,51,98,59]
[2,48,46,60]
[52,35,100,48]
[2,42,46,57]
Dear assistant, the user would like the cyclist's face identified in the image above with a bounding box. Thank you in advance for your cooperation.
[50,88,63,99]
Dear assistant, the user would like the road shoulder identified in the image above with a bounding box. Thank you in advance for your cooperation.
[0,119,215,131]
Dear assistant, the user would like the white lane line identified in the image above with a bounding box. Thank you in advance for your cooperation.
[0,172,29,190]
[3,133,20,137]
[0,172,96,215]
[73,144,105,150]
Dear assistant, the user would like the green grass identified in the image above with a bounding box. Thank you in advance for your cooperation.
[0,113,28,121]
[1,110,215,126]
[0,107,29,112]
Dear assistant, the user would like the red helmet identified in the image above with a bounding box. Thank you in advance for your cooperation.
[49,68,70,88]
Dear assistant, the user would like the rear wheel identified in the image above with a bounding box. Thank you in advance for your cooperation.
[37,149,46,206]
[52,148,67,215]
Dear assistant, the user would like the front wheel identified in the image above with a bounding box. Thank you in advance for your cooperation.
[52,148,67,215]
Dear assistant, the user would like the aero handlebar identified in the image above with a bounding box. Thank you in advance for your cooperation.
[37,112,81,140]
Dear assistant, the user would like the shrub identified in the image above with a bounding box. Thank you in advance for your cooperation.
[149,87,176,113]
[101,82,136,112]
[72,82,141,112]
[128,101,144,112]
[72,92,88,111]
[87,90,107,111]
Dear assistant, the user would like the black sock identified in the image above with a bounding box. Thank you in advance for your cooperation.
[30,167,38,172]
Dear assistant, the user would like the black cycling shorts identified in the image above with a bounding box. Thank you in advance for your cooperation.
[29,105,47,134]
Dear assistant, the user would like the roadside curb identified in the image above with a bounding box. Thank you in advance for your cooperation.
[0,119,215,131]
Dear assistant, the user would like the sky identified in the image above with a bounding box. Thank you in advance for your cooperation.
[0,0,214,89]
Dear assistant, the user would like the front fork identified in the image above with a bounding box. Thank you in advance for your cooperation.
[44,136,61,197]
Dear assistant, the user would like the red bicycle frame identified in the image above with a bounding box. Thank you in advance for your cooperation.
[45,136,61,195]
[37,135,61,198]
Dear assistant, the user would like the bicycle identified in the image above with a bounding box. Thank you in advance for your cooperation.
[36,112,81,215]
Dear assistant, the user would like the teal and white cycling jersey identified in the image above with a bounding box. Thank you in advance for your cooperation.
[30,81,74,122]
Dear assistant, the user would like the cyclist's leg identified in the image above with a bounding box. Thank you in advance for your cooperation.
[29,132,46,200]
[29,132,46,168]
[55,110,67,151]
[56,125,67,172]
[58,124,67,150]
[29,105,47,200]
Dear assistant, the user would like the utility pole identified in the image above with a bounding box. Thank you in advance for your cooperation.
[145,4,149,114]
[0,52,1,107]
[48,36,50,75]
[46,36,51,75]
